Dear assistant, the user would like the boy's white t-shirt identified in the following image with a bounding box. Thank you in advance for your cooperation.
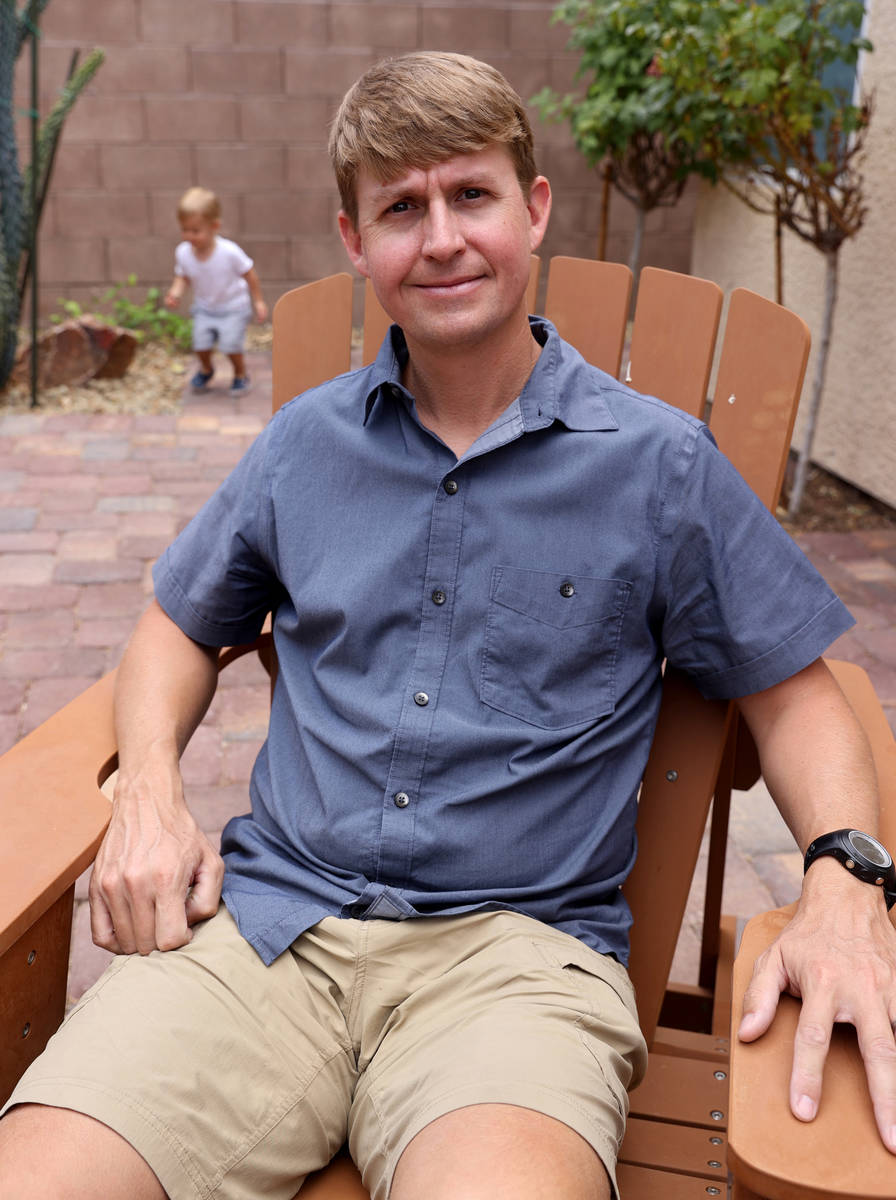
[174,237,253,314]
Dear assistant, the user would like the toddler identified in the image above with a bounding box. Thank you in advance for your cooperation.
[165,186,268,394]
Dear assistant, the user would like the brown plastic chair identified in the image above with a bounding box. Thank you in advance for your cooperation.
[2,260,893,1199]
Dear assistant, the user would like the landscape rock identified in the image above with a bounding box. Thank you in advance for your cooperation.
[12,319,138,388]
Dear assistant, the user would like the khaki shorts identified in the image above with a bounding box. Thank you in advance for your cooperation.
[5,907,647,1200]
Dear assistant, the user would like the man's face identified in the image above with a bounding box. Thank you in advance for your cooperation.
[338,144,551,354]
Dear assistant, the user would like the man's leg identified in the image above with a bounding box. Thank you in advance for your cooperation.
[391,1104,611,1200]
[0,909,357,1199]
[0,1105,166,1200]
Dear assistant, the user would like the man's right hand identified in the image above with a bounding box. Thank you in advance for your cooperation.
[88,759,224,956]
[95,600,225,954]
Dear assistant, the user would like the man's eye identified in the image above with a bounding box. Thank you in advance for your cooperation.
[388,200,412,214]
[460,188,483,201]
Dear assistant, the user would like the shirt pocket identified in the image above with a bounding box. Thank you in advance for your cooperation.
[480,566,632,729]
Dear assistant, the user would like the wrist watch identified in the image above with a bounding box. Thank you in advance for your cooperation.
[803,828,896,909]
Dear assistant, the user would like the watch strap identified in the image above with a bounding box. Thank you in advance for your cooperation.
[804,829,896,910]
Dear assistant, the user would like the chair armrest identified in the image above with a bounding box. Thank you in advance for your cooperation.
[0,672,117,958]
[728,657,896,1198]
[729,906,895,1199]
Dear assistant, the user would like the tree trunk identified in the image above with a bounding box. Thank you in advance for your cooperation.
[789,249,839,516]
[596,162,612,261]
[774,196,783,307]
[627,204,646,279]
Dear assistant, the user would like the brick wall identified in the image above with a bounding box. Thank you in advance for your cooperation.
[16,0,695,318]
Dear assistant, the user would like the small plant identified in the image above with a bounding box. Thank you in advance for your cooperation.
[1,2,105,390]
[52,275,193,352]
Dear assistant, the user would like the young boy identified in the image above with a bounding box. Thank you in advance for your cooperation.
[165,186,268,395]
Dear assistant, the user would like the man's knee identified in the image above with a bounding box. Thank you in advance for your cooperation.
[0,1103,166,1200]
[389,1104,613,1200]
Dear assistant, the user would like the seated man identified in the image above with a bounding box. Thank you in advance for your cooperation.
[2,50,895,1200]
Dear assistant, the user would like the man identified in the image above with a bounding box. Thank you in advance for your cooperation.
[2,51,895,1200]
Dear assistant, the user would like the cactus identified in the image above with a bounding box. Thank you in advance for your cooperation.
[0,1,103,389]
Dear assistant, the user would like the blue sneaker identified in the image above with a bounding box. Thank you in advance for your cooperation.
[190,370,214,393]
[230,375,252,395]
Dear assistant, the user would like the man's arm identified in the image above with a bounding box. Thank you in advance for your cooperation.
[736,657,896,1152]
[88,600,225,956]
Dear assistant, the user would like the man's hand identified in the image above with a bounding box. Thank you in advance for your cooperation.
[738,857,896,1153]
[89,758,224,956]
[92,600,224,955]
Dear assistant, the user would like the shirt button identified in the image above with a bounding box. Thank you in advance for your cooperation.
[413,691,430,707]
[394,792,410,808]
[431,589,446,606]
[560,581,575,598]
[443,478,458,495]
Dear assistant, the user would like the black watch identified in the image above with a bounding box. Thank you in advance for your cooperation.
[803,829,896,909]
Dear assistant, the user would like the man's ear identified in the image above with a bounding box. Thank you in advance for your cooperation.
[526,176,552,254]
[338,210,369,277]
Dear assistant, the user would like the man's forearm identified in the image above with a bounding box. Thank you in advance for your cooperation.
[91,600,225,955]
[736,657,879,852]
[114,599,220,779]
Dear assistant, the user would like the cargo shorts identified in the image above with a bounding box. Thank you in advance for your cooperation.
[5,906,647,1199]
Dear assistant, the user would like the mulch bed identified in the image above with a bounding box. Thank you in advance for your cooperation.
[778,462,896,533]
[0,327,274,418]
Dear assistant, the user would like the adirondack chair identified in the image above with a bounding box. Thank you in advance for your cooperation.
[2,259,894,1200]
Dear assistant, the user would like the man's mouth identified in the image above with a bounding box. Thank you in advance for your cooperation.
[414,276,484,295]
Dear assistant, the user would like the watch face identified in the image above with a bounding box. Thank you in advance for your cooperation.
[848,830,891,868]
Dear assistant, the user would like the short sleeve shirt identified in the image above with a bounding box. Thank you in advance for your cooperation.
[153,320,853,965]
[174,236,252,314]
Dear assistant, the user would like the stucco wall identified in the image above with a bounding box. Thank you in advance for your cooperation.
[691,1,896,508]
[13,0,695,320]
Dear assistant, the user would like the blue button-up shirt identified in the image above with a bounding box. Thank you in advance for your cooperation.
[154,320,853,965]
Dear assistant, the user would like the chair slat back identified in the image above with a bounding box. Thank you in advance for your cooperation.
[627,267,723,418]
[543,256,633,377]
[624,674,733,1046]
[272,274,353,412]
[709,288,810,511]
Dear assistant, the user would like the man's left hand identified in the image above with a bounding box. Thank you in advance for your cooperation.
[739,856,896,1153]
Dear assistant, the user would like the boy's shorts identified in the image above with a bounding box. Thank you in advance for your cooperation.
[191,305,251,355]
[4,907,647,1200]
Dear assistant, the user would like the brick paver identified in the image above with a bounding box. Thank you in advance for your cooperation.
[1,349,894,1002]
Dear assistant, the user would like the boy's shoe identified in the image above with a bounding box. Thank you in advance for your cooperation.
[230,375,252,395]
[190,370,214,393]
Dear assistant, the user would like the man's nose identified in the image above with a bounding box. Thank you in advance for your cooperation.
[421,202,465,260]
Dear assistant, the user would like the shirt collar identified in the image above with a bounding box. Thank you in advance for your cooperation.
[363,327,411,424]
[362,317,619,434]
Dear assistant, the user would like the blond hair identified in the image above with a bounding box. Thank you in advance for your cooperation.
[177,186,221,223]
[329,52,537,226]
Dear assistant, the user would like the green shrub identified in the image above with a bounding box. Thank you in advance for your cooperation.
[52,275,192,352]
